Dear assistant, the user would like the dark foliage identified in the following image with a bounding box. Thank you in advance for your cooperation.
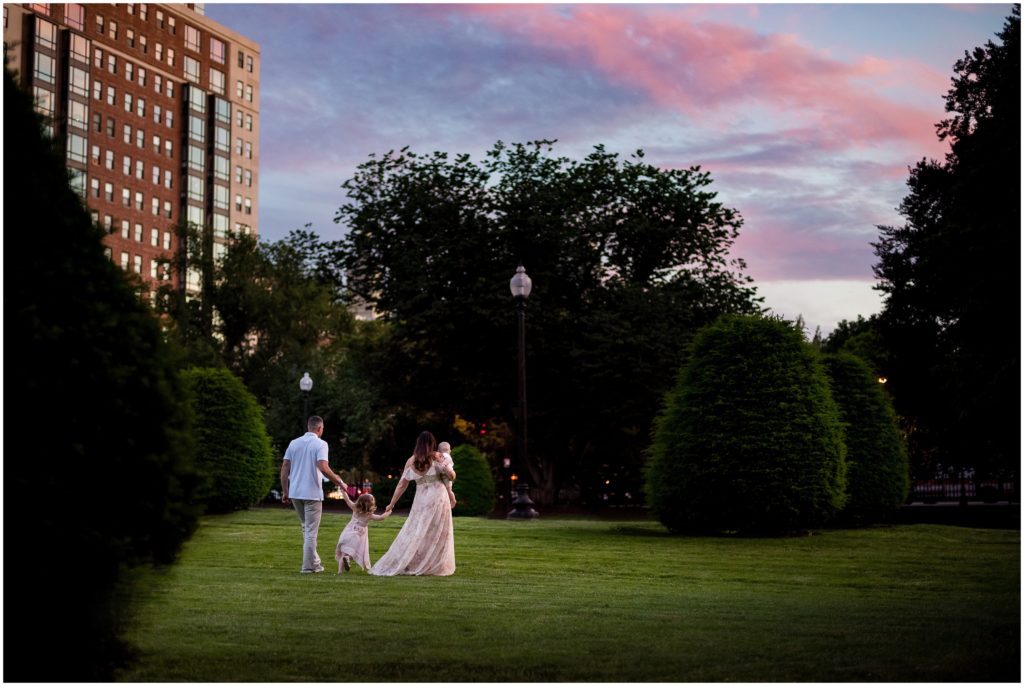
[823,353,910,524]
[182,367,276,513]
[646,315,847,534]
[450,444,497,516]
[3,67,198,680]
[872,9,1020,479]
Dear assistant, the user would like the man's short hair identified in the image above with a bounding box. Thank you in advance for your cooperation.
[307,415,324,432]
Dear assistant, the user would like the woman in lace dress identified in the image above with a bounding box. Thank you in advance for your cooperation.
[370,431,456,576]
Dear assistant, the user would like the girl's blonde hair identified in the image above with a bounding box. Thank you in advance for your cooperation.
[355,493,376,514]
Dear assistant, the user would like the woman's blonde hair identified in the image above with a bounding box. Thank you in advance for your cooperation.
[355,493,376,514]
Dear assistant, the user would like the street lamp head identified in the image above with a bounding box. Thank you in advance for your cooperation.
[509,264,532,299]
[299,372,313,392]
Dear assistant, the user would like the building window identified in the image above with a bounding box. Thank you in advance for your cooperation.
[245,84,253,102]
[210,37,225,64]
[106,85,115,105]
[187,175,205,202]
[139,3,148,20]
[245,142,252,160]
[92,113,102,132]
[35,17,56,50]
[244,197,252,215]
[166,80,174,98]
[165,109,173,128]
[140,34,148,54]
[188,115,206,143]
[122,154,130,175]
[33,53,55,84]
[124,92,133,113]
[234,165,242,184]
[108,54,117,74]
[247,55,254,73]
[155,42,163,62]
[215,98,230,124]
[69,66,89,97]
[69,169,86,197]
[237,50,244,69]
[235,80,243,98]
[163,231,172,250]
[69,100,88,130]
[150,260,159,279]
[32,87,53,120]
[93,79,102,100]
[66,134,88,164]
[188,85,206,113]
[245,114,253,131]
[93,46,103,68]
[127,3,134,15]
[152,197,160,215]
[121,252,129,270]
[65,3,85,31]
[184,56,200,83]
[95,14,103,34]
[137,97,146,118]
[90,177,100,197]
[136,160,144,180]
[138,67,147,86]
[136,129,145,149]
[69,33,89,63]
[106,117,115,137]
[104,182,113,201]
[168,16,176,34]
[164,200,173,218]
[123,124,131,144]
[135,192,144,211]
[236,109,243,128]
[133,255,142,274]
[212,213,228,239]
[188,144,205,172]
[185,25,200,52]
[164,170,172,189]
[213,184,229,211]
[214,155,229,181]
[122,187,131,206]
[165,139,173,158]
[235,137,243,155]
[90,144,100,164]
[108,20,117,41]
[152,134,160,154]
[152,165,159,185]
[214,126,229,153]
[127,28,135,48]
[167,47,175,67]
[209,68,225,95]
[154,74,162,95]
[107,150,116,171]
[125,61,134,82]
[135,222,143,241]
[155,9,164,29]
[154,104,162,125]
[234,194,242,211]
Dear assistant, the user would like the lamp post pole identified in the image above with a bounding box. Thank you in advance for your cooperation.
[508,265,539,519]
[299,372,313,430]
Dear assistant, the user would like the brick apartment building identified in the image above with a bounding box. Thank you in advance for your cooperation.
[4,2,260,294]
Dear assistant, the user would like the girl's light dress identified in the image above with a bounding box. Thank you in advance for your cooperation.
[369,460,455,576]
[335,511,372,570]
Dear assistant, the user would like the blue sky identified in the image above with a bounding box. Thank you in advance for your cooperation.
[206,2,1011,334]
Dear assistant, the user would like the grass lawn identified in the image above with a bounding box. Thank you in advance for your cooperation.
[117,508,1019,682]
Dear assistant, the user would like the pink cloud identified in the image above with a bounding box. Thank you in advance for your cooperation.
[455,5,946,154]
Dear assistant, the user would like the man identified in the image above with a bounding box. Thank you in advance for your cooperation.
[281,416,347,573]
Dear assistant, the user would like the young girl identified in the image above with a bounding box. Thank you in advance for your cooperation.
[335,492,390,574]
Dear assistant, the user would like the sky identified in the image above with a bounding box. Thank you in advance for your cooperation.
[205,2,1012,336]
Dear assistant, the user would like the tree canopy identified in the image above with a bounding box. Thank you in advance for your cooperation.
[872,8,1019,478]
[335,140,762,503]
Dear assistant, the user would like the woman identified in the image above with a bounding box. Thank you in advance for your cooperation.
[370,431,456,576]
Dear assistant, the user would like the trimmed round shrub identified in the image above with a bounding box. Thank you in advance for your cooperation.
[646,315,847,534]
[182,367,275,513]
[451,444,497,516]
[823,352,909,524]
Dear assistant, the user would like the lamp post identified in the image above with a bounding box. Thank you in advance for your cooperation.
[508,265,539,519]
[299,372,313,430]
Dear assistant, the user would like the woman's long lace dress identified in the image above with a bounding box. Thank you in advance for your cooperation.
[369,461,455,576]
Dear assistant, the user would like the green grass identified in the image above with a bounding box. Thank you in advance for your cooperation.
[117,509,1019,682]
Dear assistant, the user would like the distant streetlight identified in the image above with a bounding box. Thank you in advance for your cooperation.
[508,265,538,519]
[299,372,313,429]
[878,376,888,384]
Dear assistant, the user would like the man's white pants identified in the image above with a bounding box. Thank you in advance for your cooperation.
[292,499,323,572]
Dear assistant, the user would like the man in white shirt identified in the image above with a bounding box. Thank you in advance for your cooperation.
[281,415,347,574]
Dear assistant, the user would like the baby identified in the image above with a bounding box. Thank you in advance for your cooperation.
[336,492,390,574]
[437,441,457,509]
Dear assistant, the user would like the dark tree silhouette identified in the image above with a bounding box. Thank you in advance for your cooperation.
[872,8,1020,479]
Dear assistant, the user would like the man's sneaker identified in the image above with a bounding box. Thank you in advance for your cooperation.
[301,565,326,574]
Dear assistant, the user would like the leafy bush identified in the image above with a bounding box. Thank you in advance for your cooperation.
[182,367,275,513]
[451,444,497,516]
[646,315,847,534]
[4,66,198,680]
[823,352,909,524]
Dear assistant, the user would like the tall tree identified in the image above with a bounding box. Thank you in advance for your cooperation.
[4,66,198,680]
[872,8,1020,479]
[336,141,761,503]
